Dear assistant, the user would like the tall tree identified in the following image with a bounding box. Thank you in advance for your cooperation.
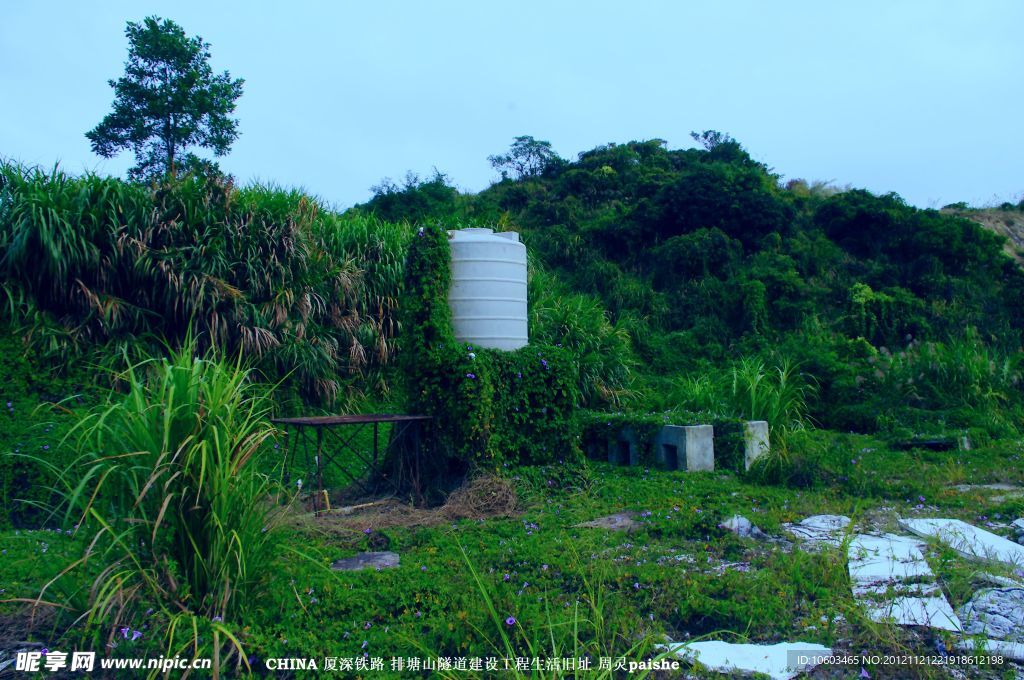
[488,136,563,181]
[86,16,244,181]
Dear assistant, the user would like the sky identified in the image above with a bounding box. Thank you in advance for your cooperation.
[2,1,1022,210]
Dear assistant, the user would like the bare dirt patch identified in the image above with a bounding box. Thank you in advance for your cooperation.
[290,475,519,540]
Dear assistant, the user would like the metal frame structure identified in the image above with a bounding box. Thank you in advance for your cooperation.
[271,414,430,514]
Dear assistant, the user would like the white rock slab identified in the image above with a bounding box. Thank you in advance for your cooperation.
[899,518,1024,567]
[847,533,962,631]
[719,514,769,540]
[958,588,1024,641]
[660,640,831,680]
[783,515,850,546]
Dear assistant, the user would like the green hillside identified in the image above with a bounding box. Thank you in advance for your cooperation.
[358,134,1024,438]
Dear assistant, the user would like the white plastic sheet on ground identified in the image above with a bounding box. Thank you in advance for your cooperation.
[847,533,961,631]
[659,641,831,680]
[898,518,1024,567]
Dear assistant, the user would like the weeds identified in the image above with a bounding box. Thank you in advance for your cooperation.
[28,342,283,673]
[436,543,665,679]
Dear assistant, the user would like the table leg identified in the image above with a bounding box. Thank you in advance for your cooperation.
[315,428,324,516]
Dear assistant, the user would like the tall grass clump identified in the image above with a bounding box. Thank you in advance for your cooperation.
[0,162,419,403]
[651,356,814,435]
[529,267,635,407]
[728,357,814,431]
[36,343,282,671]
[865,329,1023,436]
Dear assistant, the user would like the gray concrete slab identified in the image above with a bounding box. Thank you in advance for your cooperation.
[744,420,770,470]
[655,424,714,471]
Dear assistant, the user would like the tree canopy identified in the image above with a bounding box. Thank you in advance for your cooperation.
[86,16,244,181]
[488,136,563,180]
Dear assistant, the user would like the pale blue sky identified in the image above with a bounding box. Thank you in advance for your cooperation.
[2,1,1021,209]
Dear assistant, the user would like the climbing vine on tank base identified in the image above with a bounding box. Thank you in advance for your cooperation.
[400,224,580,473]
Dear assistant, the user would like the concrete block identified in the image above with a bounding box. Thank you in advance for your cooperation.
[743,420,770,470]
[607,426,639,466]
[655,425,714,471]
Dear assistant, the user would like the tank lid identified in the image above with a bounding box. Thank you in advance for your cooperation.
[448,227,522,242]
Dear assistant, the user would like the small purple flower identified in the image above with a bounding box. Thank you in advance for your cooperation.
[633,582,640,589]
[212,616,223,622]
[420,565,427,572]
[42,444,49,450]
[505,616,516,626]
[918,495,926,503]
[466,373,476,380]
[503,573,510,581]
[41,648,48,655]
[120,627,130,639]
[860,668,870,679]
[516,372,522,379]
[540,359,548,369]
[364,621,372,629]
[362,640,368,649]
[415,611,421,617]
[5,402,11,409]
[363,527,372,535]
[131,630,142,641]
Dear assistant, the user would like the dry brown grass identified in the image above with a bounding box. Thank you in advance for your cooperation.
[288,475,519,542]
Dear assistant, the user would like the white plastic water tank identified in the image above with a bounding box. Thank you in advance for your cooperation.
[447,228,528,351]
